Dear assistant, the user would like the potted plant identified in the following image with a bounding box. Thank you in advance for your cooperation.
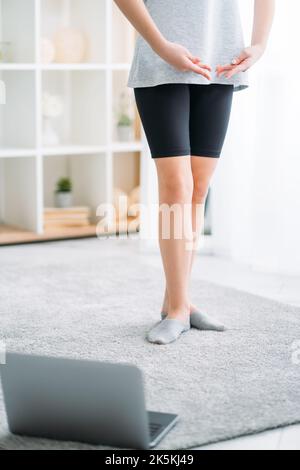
[55,177,73,208]
[116,91,134,142]
[117,113,134,141]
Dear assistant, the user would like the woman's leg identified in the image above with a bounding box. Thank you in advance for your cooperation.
[155,155,194,324]
[162,156,218,314]
[162,84,234,317]
[189,156,219,278]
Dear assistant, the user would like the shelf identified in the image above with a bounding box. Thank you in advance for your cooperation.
[0,0,145,243]
[43,142,143,156]
[0,63,131,71]
[41,64,108,71]
[43,63,132,71]
[0,223,97,245]
[111,141,143,153]
[0,148,37,158]
[111,63,131,71]
[42,145,107,157]
[0,64,36,71]
[0,143,144,159]
[0,220,139,246]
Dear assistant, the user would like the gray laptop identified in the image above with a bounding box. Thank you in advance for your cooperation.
[0,352,178,450]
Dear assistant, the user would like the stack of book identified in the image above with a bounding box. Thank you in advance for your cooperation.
[44,207,91,230]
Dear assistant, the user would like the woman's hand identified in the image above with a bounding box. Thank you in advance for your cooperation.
[158,40,212,80]
[216,44,265,79]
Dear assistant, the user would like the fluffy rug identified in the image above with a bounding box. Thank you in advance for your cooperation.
[0,238,300,450]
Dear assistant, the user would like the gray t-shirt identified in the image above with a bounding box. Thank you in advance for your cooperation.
[128,0,249,91]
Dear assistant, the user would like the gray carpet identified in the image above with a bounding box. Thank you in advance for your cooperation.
[0,238,300,450]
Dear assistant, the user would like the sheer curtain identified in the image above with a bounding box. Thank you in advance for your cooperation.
[212,0,300,274]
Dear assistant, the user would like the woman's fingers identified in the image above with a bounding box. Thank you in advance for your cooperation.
[190,56,212,71]
[216,59,252,78]
[185,55,211,79]
[225,59,251,78]
[190,63,211,80]
[216,48,251,77]
[216,64,234,76]
[216,46,255,78]
[199,63,212,71]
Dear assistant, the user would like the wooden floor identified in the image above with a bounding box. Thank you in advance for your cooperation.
[0,220,139,246]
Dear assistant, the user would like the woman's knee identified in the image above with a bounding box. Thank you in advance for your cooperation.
[160,174,193,203]
[193,180,210,204]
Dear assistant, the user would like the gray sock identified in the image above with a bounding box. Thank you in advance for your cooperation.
[147,318,190,345]
[161,310,225,332]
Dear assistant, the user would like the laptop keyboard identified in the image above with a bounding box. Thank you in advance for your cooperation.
[149,422,163,439]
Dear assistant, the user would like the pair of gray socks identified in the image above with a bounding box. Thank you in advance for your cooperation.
[146,310,225,345]
[147,318,191,345]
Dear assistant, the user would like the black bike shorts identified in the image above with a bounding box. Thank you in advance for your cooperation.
[134,83,234,159]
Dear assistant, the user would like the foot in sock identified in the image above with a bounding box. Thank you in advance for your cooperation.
[161,310,225,332]
[147,318,190,345]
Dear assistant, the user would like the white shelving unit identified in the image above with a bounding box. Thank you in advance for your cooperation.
[0,0,146,239]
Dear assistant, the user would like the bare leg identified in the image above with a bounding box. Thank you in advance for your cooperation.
[162,156,218,314]
[189,156,219,305]
[155,156,194,324]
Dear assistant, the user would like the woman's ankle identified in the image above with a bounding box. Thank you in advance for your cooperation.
[163,301,199,315]
[161,290,169,313]
[167,302,190,320]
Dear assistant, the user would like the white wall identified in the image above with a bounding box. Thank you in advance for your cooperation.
[212,0,300,275]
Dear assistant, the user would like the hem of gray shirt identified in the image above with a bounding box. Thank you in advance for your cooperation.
[127,77,249,92]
